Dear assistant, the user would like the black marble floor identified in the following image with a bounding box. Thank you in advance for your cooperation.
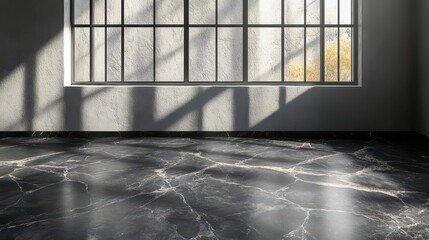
[0,137,428,240]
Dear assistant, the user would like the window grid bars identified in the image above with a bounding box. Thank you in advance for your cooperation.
[89,0,93,82]
[320,0,325,83]
[304,0,307,82]
[71,0,75,84]
[243,0,248,83]
[74,24,355,28]
[121,0,125,82]
[338,0,341,81]
[71,0,357,85]
[353,0,358,84]
[104,0,107,82]
[281,0,285,83]
[215,0,218,83]
[184,0,189,83]
[153,0,156,82]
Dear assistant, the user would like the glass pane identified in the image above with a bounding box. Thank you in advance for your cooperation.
[107,28,122,82]
[248,28,281,82]
[306,28,320,82]
[74,28,90,82]
[93,0,105,24]
[325,28,338,81]
[248,0,281,24]
[218,28,243,82]
[340,28,352,81]
[189,28,216,82]
[285,0,304,24]
[107,0,122,24]
[306,0,320,24]
[155,28,184,81]
[125,0,153,24]
[340,0,352,24]
[155,0,184,24]
[74,0,90,24]
[218,0,243,24]
[93,28,105,82]
[125,28,153,81]
[189,0,215,24]
[285,28,304,81]
[325,0,338,24]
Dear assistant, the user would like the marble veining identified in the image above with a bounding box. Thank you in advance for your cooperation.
[0,137,428,239]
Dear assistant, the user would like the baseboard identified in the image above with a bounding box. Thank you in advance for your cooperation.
[0,131,426,140]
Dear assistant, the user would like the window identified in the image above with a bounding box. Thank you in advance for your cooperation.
[70,0,358,85]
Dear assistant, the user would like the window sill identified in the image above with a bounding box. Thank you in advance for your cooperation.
[65,82,361,88]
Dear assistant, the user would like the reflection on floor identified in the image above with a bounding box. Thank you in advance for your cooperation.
[0,137,428,239]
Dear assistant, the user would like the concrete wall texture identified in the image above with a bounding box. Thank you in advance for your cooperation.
[0,0,422,132]
[418,0,429,137]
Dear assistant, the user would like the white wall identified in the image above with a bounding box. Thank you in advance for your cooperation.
[0,0,418,132]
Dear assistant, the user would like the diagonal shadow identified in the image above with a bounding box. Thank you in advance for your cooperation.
[133,87,227,131]
[24,57,36,130]
[0,0,63,84]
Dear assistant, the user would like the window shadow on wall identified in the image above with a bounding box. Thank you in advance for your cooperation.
[24,57,36,130]
[0,0,365,133]
[0,0,62,84]
[0,0,63,131]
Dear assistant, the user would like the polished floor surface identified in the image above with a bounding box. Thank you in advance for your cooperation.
[0,137,428,240]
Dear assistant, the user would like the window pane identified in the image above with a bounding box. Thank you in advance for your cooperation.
[72,0,355,85]
[93,28,105,82]
[218,0,243,24]
[107,0,121,24]
[325,28,338,81]
[125,0,153,24]
[218,28,243,82]
[285,28,304,81]
[285,0,304,24]
[107,28,122,82]
[340,28,352,81]
[155,28,184,81]
[325,0,338,24]
[306,0,320,24]
[93,0,105,24]
[248,0,281,24]
[249,28,281,82]
[189,28,216,82]
[306,28,320,82]
[190,0,215,24]
[125,28,153,82]
[74,28,90,82]
[155,0,184,24]
[340,0,352,24]
[74,0,90,24]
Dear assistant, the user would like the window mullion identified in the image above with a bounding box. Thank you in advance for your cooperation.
[215,0,218,82]
[320,0,325,83]
[184,0,189,83]
[104,0,107,82]
[304,0,307,82]
[281,0,285,83]
[121,0,124,82]
[243,0,248,83]
[153,0,156,82]
[337,0,341,82]
[353,0,358,83]
[71,0,76,84]
[90,0,94,82]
